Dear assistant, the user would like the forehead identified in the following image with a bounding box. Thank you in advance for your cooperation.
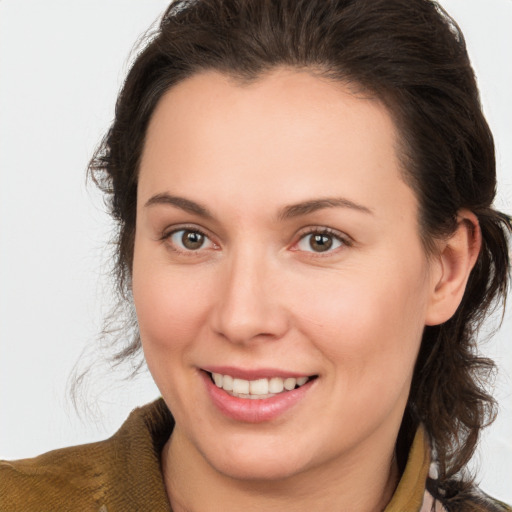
[138,68,415,219]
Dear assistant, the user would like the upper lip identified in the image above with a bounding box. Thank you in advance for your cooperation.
[201,366,314,380]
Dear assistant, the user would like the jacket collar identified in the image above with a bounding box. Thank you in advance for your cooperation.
[118,399,433,511]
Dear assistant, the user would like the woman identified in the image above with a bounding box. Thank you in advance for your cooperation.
[1,0,511,510]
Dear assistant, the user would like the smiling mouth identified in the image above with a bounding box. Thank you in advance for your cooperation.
[206,371,318,399]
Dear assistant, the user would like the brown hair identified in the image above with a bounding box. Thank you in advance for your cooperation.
[89,0,511,499]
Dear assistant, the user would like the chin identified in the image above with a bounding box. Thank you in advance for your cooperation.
[202,439,311,482]
[215,458,304,482]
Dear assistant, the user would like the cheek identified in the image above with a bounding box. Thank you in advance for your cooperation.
[131,256,220,409]
[132,251,214,355]
[293,258,429,386]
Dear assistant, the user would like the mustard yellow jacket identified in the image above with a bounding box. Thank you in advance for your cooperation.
[1,399,510,512]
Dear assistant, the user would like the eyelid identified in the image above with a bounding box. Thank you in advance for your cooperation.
[159,224,351,256]
[290,226,353,254]
[160,224,219,254]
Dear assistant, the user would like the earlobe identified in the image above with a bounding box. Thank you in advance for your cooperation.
[425,210,482,326]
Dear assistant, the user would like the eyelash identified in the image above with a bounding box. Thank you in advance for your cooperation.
[160,225,217,255]
[161,226,351,256]
[292,227,352,255]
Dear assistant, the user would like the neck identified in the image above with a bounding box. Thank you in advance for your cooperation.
[161,425,401,512]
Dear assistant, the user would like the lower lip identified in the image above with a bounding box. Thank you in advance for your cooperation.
[201,371,315,423]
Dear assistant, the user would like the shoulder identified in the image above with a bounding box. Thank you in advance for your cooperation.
[448,490,512,512]
[429,479,512,512]
[0,399,174,512]
[0,440,114,511]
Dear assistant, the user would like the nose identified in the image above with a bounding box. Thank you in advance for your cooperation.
[211,249,290,345]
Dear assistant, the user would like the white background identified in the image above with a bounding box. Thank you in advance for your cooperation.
[1,0,511,504]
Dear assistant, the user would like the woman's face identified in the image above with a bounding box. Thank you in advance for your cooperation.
[133,69,439,481]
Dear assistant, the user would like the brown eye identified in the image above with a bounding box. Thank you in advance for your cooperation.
[309,234,333,252]
[296,231,344,253]
[182,230,205,250]
[168,229,213,252]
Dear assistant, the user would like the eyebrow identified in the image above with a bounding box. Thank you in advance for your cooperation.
[144,193,373,220]
[144,193,213,219]
[278,197,373,220]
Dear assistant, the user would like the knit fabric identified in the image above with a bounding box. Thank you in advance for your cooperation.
[0,400,172,512]
[1,399,510,512]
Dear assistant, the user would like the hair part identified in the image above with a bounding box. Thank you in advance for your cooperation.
[87,0,512,496]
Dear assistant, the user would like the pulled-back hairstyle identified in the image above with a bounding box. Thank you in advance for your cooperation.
[89,0,511,499]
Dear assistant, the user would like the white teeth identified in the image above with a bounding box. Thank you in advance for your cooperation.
[210,372,311,398]
[268,377,284,393]
[213,373,223,387]
[249,378,269,395]
[232,378,250,394]
[222,374,233,391]
[284,377,297,391]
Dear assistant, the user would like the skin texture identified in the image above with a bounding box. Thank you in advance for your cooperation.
[132,69,480,512]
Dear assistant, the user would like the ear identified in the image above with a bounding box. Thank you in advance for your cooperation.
[425,210,481,326]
